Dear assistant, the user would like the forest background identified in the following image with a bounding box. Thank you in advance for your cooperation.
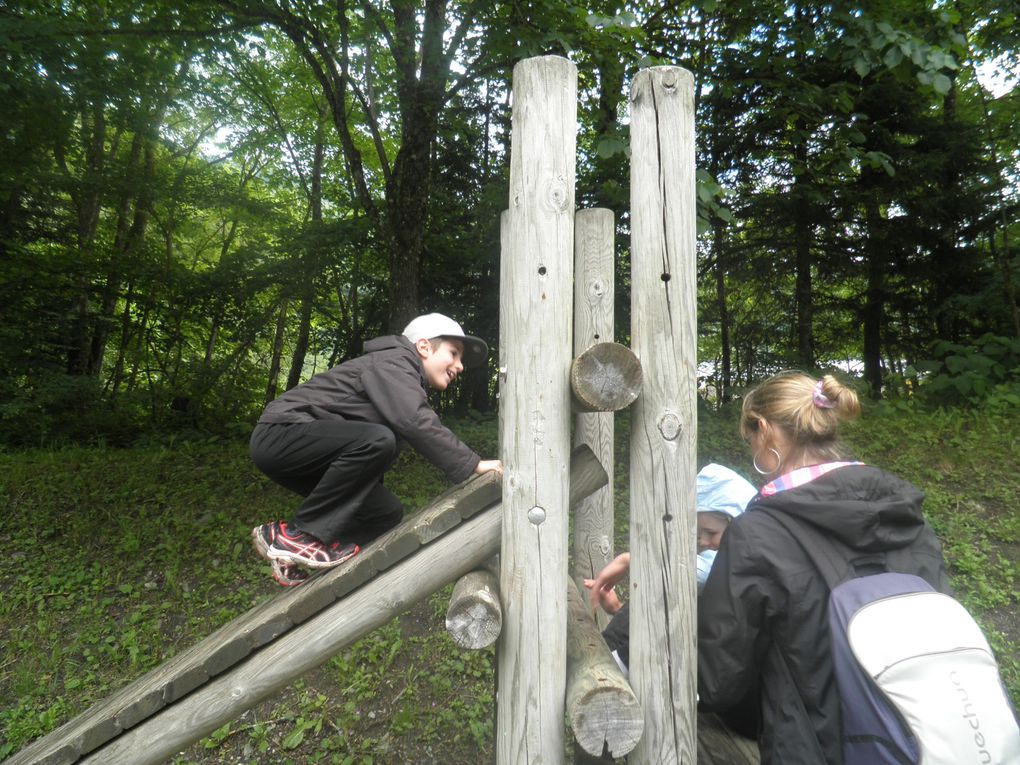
[1,0,1018,436]
[1,0,1019,763]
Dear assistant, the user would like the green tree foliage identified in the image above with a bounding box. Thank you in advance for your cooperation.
[0,0,1016,444]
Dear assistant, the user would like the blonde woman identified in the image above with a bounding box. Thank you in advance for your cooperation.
[697,371,950,764]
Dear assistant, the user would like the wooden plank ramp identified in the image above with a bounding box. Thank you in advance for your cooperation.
[4,470,503,765]
[4,445,760,765]
[7,446,610,765]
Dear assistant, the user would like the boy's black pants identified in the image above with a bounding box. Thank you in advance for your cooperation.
[250,420,404,546]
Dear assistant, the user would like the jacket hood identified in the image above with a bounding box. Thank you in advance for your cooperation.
[750,464,927,552]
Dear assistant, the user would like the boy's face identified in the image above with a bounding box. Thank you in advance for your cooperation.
[418,338,465,391]
[697,512,731,553]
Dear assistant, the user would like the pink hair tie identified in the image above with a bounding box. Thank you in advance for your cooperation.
[812,380,835,409]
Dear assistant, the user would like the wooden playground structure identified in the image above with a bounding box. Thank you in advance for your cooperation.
[5,57,759,765]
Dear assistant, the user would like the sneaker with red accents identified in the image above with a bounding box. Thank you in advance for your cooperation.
[251,520,286,562]
[270,558,311,587]
[258,520,359,569]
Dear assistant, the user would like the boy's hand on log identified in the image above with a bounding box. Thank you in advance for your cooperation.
[474,459,503,477]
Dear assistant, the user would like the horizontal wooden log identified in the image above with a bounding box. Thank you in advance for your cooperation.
[565,578,643,758]
[696,712,760,764]
[4,471,501,765]
[570,341,642,412]
[446,567,502,649]
[15,447,607,765]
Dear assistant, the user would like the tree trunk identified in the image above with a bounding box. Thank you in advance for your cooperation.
[265,300,289,405]
[713,220,732,403]
[385,88,437,330]
[67,97,107,375]
[932,85,963,341]
[628,66,699,764]
[792,139,815,369]
[863,193,885,399]
[94,136,161,376]
[286,286,314,390]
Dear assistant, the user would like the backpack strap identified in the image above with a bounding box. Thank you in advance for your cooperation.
[757,508,886,590]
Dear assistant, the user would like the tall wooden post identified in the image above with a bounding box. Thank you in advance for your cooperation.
[571,208,616,629]
[497,55,577,765]
[627,66,698,764]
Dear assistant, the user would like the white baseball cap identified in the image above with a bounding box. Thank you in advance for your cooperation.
[402,313,489,368]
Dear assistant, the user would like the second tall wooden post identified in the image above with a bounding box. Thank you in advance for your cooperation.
[497,56,578,765]
[627,66,699,764]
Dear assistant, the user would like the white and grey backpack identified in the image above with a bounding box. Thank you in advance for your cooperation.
[765,510,1020,765]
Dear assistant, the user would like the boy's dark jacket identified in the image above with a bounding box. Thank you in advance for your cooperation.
[697,464,950,765]
[258,335,480,482]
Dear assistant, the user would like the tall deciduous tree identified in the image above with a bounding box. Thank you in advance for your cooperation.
[219,0,502,331]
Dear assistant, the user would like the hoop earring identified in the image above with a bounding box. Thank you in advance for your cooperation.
[753,447,782,476]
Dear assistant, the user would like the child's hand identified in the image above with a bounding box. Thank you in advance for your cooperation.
[586,552,631,615]
[474,459,503,477]
[584,577,624,614]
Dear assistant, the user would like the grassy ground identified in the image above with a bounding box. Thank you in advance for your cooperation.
[0,402,1017,764]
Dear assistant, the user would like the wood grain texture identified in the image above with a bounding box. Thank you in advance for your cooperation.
[5,472,500,765]
[5,452,605,765]
[445,568,502,649]
[497,55,577,765]
[696,713,760,764]
[565,579,643,758]
[70,448,605,765]
[571,208,616,630]
[570,341,641,412]
[627,65,699,765]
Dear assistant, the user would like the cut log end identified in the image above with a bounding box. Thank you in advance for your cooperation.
[445,569,503,650]
[565,577,643,758]
[571,687,644,758]
[570,342,642,412]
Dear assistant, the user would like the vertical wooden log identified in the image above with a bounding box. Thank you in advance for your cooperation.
[498,55,577,765]
[627,66,698,764]
[572,208,616,631]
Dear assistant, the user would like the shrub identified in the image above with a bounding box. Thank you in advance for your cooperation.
[905,333,1020,407]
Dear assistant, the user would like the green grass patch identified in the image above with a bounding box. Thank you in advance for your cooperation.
[0,404,1017,762]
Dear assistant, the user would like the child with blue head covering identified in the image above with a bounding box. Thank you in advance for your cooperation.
[694,463,757,591]
[587,463,757,674]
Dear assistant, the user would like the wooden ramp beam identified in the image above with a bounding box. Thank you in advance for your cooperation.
[6,446,606,765]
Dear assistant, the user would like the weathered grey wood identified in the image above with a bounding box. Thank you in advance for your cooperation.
[77,510,505,765]
[696,713,760,764]
[565,579,643,758]
[445,568,502,649]
[571,208,616,631]
[498,54,577,765]
[69,448,607,765]
[570,342,641,413]
[6,453,602,765]
[4,471,501,765]
[627,66,699,765]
